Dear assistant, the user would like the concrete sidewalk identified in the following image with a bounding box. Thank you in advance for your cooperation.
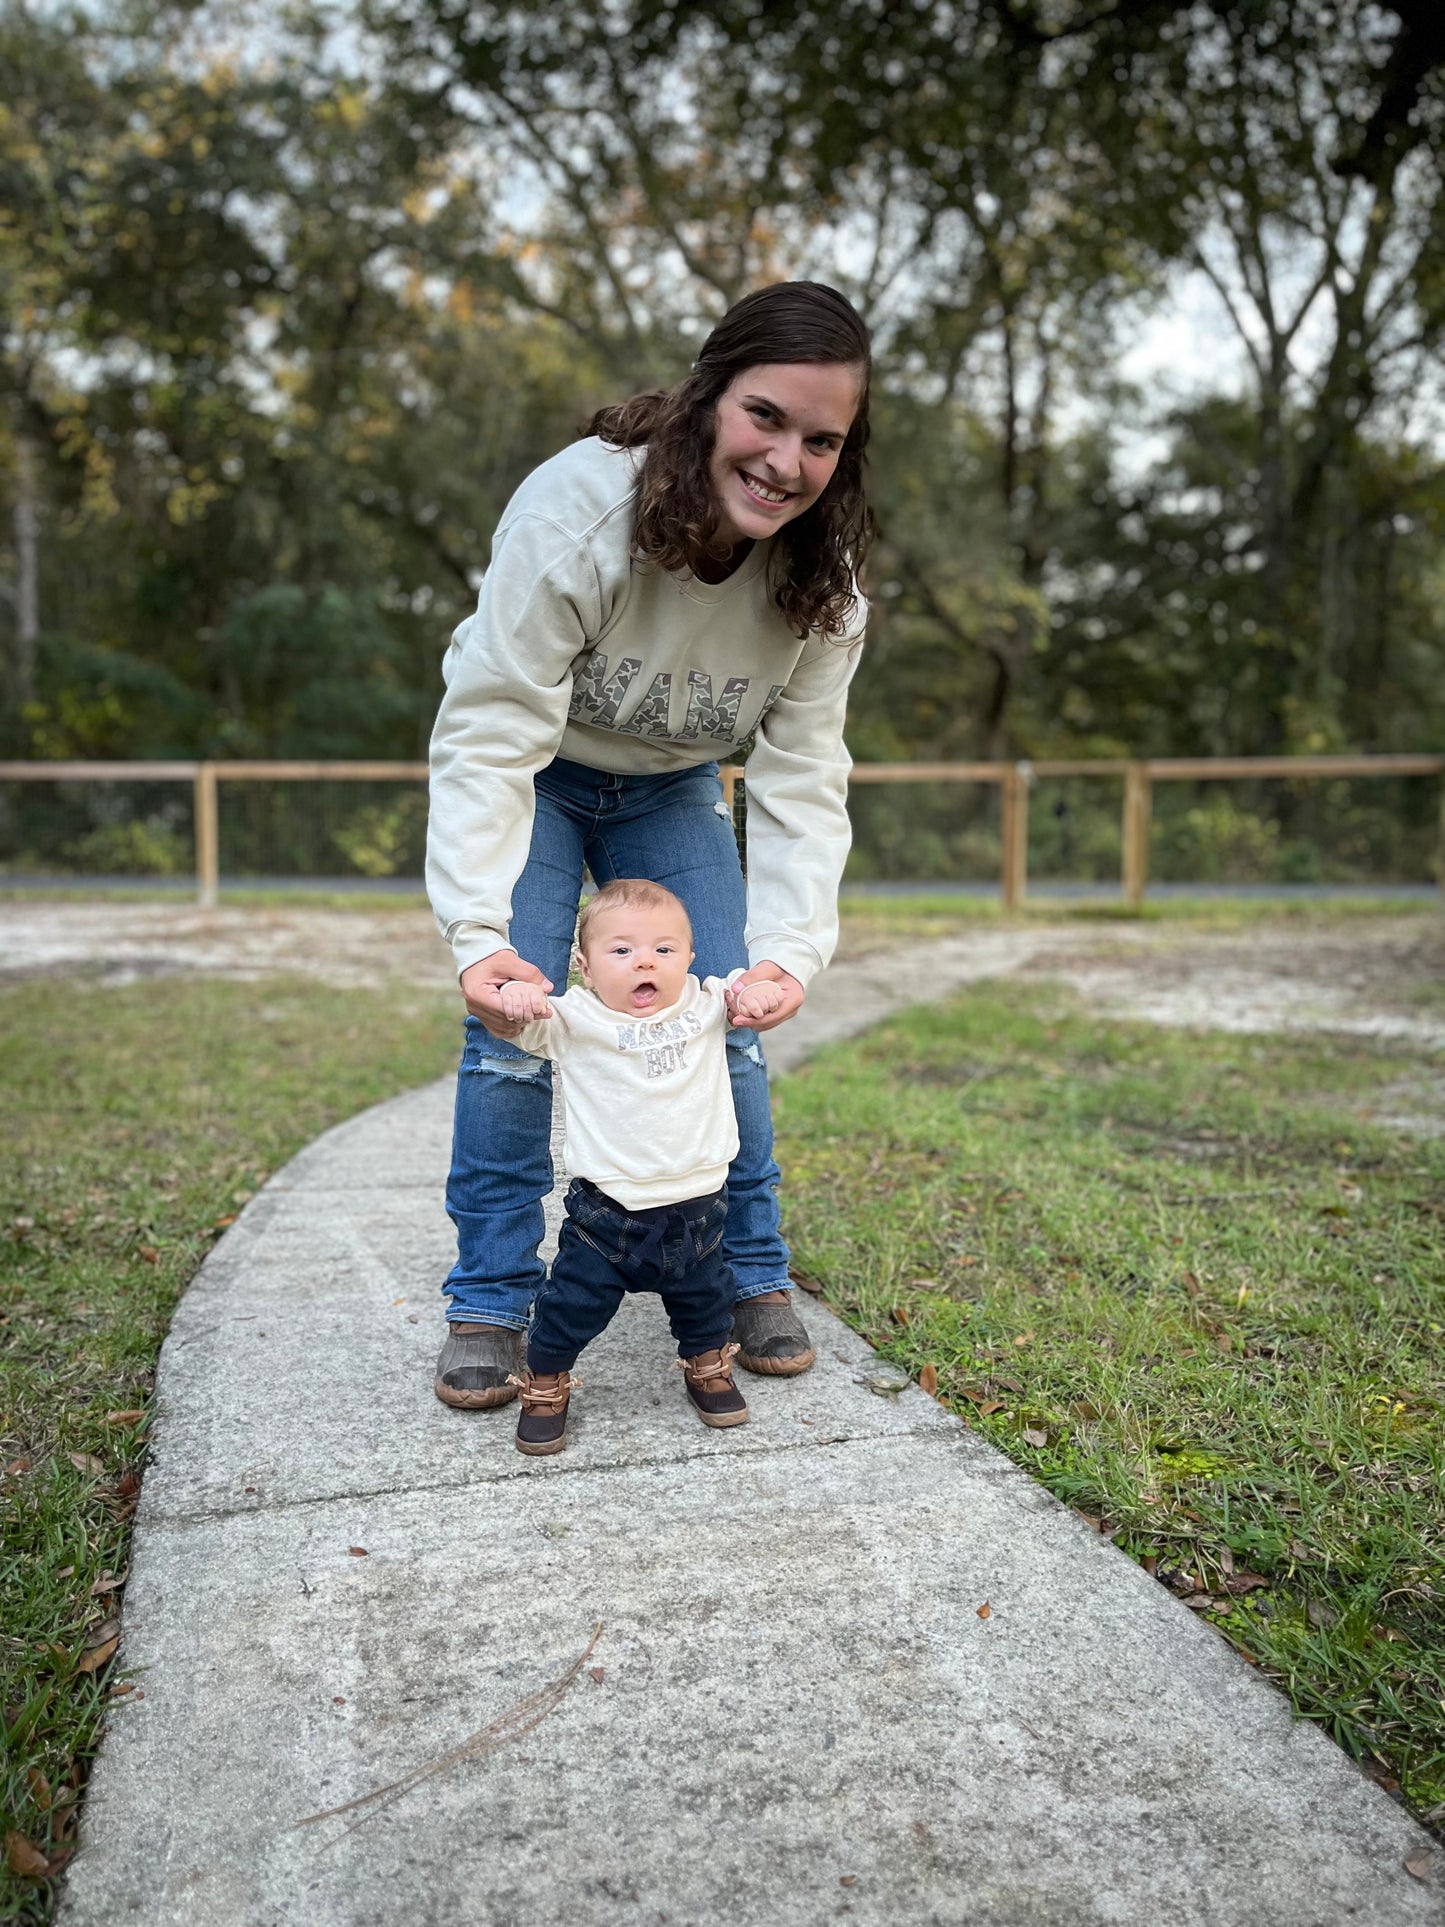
[62,951,1440,1926]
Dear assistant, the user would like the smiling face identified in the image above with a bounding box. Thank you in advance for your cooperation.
[578,900,695,1016]
[706,360,863,551]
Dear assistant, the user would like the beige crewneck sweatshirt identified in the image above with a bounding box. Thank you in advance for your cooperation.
[426,437,865,988]
[511,973,742,1210]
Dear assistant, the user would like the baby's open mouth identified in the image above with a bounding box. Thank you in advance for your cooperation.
[631,983,659,1008]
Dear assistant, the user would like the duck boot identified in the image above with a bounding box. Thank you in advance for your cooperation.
[730,1291,816,1376]
[679,1343,749,1428]
[434,1322,525,1410]
[511,1369,578,1456]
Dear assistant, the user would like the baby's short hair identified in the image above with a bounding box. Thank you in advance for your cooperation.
[575,879,692,953]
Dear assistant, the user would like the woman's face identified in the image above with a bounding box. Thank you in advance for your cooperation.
[707,360,863,550]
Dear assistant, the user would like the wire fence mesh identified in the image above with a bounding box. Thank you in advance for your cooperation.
[0,778,197,879]
[0,765,1440,892]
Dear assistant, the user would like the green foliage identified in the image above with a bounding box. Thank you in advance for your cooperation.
[1,0,1443,816]
[62,818,188,876]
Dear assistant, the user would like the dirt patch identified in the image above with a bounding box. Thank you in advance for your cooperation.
[0,900,456,993]
[1015,917,1445,1051]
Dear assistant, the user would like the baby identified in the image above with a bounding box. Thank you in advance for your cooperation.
[497,878,784,1456]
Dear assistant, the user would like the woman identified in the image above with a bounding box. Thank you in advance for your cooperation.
[426,279,874,1409]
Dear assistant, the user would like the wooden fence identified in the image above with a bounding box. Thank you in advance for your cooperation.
[1,755,1441,908]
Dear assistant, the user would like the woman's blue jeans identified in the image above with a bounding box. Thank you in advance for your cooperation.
[443,756,791,1328]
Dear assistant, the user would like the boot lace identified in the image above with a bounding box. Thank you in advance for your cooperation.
[506,1370,578,1412]
[675,1342,741,1389]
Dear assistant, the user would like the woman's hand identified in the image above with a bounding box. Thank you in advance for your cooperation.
[726,960,804,1033]
[459,950,554,1040]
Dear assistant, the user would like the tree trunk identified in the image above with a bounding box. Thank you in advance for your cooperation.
[12,424,40,708]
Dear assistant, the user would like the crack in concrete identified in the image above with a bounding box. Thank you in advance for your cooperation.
[137,1421,1011,1532]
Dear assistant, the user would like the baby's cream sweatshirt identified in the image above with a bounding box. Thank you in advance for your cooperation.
[427,437,866,989]
[511,973,742,1211]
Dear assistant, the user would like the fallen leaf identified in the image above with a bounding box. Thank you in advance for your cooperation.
[976,1602,991,1619]
[839,1875,858,1888]
[1071,1400,1100,1421]
[978,1399,1004,1417]
[105,1410,144,1426]
[957,1254,979,1267]
[918,1364,939,1397]
[910,1277,942,1290]
[115,1471,141,1499]
[1289,1539,1311,1562]
[5,1831,49,1879]
[1022,1427,1047,1448]
[54,1566,74,1581]
[1012,1332,1034,1348]
[67,1453,104,1476]
[108,1681,134,1698]
[348,1547,369,1558]
[137,1246,160,1265]
[589,1666,605,1683]
[26,1769,52,1810]
[212,1214,237,1230]
[1404,1850,1433,1881]
[5,1458,32,1475]
[76,1636,119,1674]
[994,1375,1024,1394]
[1306,1599,1338,1630]
[88,1617,121,1647]
[788,1267,824,1296]
[889,1305,910,1327]
[332,1697,347,1706]
[1225,1571,1271,1595]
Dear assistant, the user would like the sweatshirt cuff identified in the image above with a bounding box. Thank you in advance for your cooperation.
[746,936,824,990]
[450,928,517,979]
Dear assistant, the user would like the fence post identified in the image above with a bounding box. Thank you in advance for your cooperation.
[1122,762,1152,907]
[720,764,737,812]
[194,763,219,908]
[1001,763,1030,911]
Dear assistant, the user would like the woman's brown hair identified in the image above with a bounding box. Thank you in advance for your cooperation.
[584,282,874,640]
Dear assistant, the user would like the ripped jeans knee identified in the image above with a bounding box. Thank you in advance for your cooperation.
[461,1045,552,1086]
[726,1029,766,1072]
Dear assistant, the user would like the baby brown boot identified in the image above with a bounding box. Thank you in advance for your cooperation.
[678,1343,749,1429]
[510,1369,578,1456]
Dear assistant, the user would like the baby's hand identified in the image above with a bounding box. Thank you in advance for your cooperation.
[498,981,552,1023]
[730,980,785,1024]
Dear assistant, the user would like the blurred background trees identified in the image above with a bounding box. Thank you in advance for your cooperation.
[2,0,1442,791]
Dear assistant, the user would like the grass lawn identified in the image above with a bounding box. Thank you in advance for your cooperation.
[775,981,1445,1833]
[0,976,457,1922]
